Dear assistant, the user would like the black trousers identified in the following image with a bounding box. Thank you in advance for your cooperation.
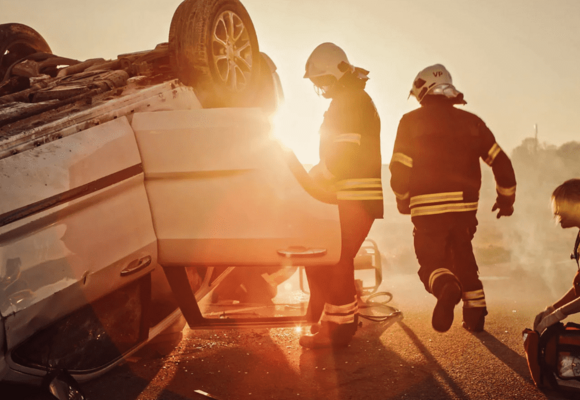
[305,201,375,323]
[413,215,483,297]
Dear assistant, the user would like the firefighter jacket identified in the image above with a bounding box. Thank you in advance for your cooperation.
[316,76,383,219]
[389,97,516,224]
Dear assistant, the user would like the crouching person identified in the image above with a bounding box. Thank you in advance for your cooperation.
[390,64,516,333]
[300,43,383,348]
[534,179,580,333]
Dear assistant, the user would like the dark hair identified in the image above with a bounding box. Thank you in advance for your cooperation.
[552,178,580,204]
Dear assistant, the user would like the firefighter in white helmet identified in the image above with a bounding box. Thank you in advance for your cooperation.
[390,64,517,333]
[300,43,383,348]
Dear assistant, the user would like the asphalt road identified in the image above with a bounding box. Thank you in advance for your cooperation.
[3,272,580,400]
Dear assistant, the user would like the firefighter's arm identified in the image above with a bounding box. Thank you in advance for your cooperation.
[479,124,517,218]
[535,287,580,332]
[536,294,580,333]
[390,117,413,215]
[319,99,362,179]
[324,133,361,178]
[489,151,516,218]
[308,162,337,190]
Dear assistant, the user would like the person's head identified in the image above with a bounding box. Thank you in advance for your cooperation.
[409,64,466,105]
[551,179,580,229]
[303,43,354,98]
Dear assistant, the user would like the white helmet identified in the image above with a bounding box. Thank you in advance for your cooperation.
[304,42,353,81]
[410,64,465,104]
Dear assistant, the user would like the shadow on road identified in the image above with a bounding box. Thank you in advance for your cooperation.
[470,330,530,381]
[295,312,473,400]
[397,320,469,400]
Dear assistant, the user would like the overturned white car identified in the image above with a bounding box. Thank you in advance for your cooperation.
[0,0,383,396]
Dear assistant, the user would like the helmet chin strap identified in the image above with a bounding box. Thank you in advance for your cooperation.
[313,84,335,98]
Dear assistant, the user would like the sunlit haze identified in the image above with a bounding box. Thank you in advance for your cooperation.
[2,0,580,164]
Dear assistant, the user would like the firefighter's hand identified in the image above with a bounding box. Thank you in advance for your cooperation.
[536,308,567,333]
[533,305,555,330]
[492,202,513,219]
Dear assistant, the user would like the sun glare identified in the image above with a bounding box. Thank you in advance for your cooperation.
[270,104,321,166]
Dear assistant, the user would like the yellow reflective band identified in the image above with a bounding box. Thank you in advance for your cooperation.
[463,289,485,301]
[335,178,382,191]
[484,143,502,165]
[410,191,463,207]
[463,299,487,308]
[323,300,358,315]
[337,190,384,200]
[411,202,478,217]
[391,152,413,168]
[496,184,516,196]
[321,312,356,324]
[334,133,361,145]
[394,191,410,200]
[429,268,455,292]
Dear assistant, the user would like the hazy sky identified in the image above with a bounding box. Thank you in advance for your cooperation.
[2,0,579,163]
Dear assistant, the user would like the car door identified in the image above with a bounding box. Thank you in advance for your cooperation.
[132,108,341,268]
[131,108,342,328]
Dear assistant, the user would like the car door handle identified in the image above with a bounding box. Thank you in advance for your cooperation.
[120,255,152,277]
[277,247,327,257]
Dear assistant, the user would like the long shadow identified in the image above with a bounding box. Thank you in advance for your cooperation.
[297,310,467,400]
[469,330,531,381]
[473,331,580,400]
[397,321,470,400]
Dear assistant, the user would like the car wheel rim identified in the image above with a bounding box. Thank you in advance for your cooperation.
[212,10,252,91]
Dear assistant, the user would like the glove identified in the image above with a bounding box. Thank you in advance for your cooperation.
[536,308,567,333]
[533,305,555,330]
[492,202,514,219]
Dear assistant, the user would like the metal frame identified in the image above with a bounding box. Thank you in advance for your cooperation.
[163,267,308,329]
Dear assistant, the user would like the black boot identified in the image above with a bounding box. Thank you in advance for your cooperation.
[462,307,487,332]
[300,301,358,349]
[432,281,462,332]
[299,319,357,349]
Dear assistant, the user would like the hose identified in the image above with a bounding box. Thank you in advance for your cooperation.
[358,291,402,323]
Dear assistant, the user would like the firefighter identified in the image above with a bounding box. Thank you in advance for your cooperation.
[390,64,516,333]
[534,179,580,333]
[299,43,383,348]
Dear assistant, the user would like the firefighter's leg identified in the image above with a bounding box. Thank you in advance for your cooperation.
[450,223,487,332]
[304,265,331,324]
[300,202,373,348]
[414,227,462,332]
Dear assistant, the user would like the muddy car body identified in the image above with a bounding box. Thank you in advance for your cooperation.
[0,0,354,389]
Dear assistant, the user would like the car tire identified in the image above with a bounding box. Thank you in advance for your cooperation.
[0,23,51,81]
[168,0,199,79]
[169,0,261,108]
[252,52,284,115]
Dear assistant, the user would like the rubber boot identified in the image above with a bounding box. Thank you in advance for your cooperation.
[310,323,320,334]
[432,281,462,333]
[310,313,360,334]
[462,307,488,332]
[299,315,358,349]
